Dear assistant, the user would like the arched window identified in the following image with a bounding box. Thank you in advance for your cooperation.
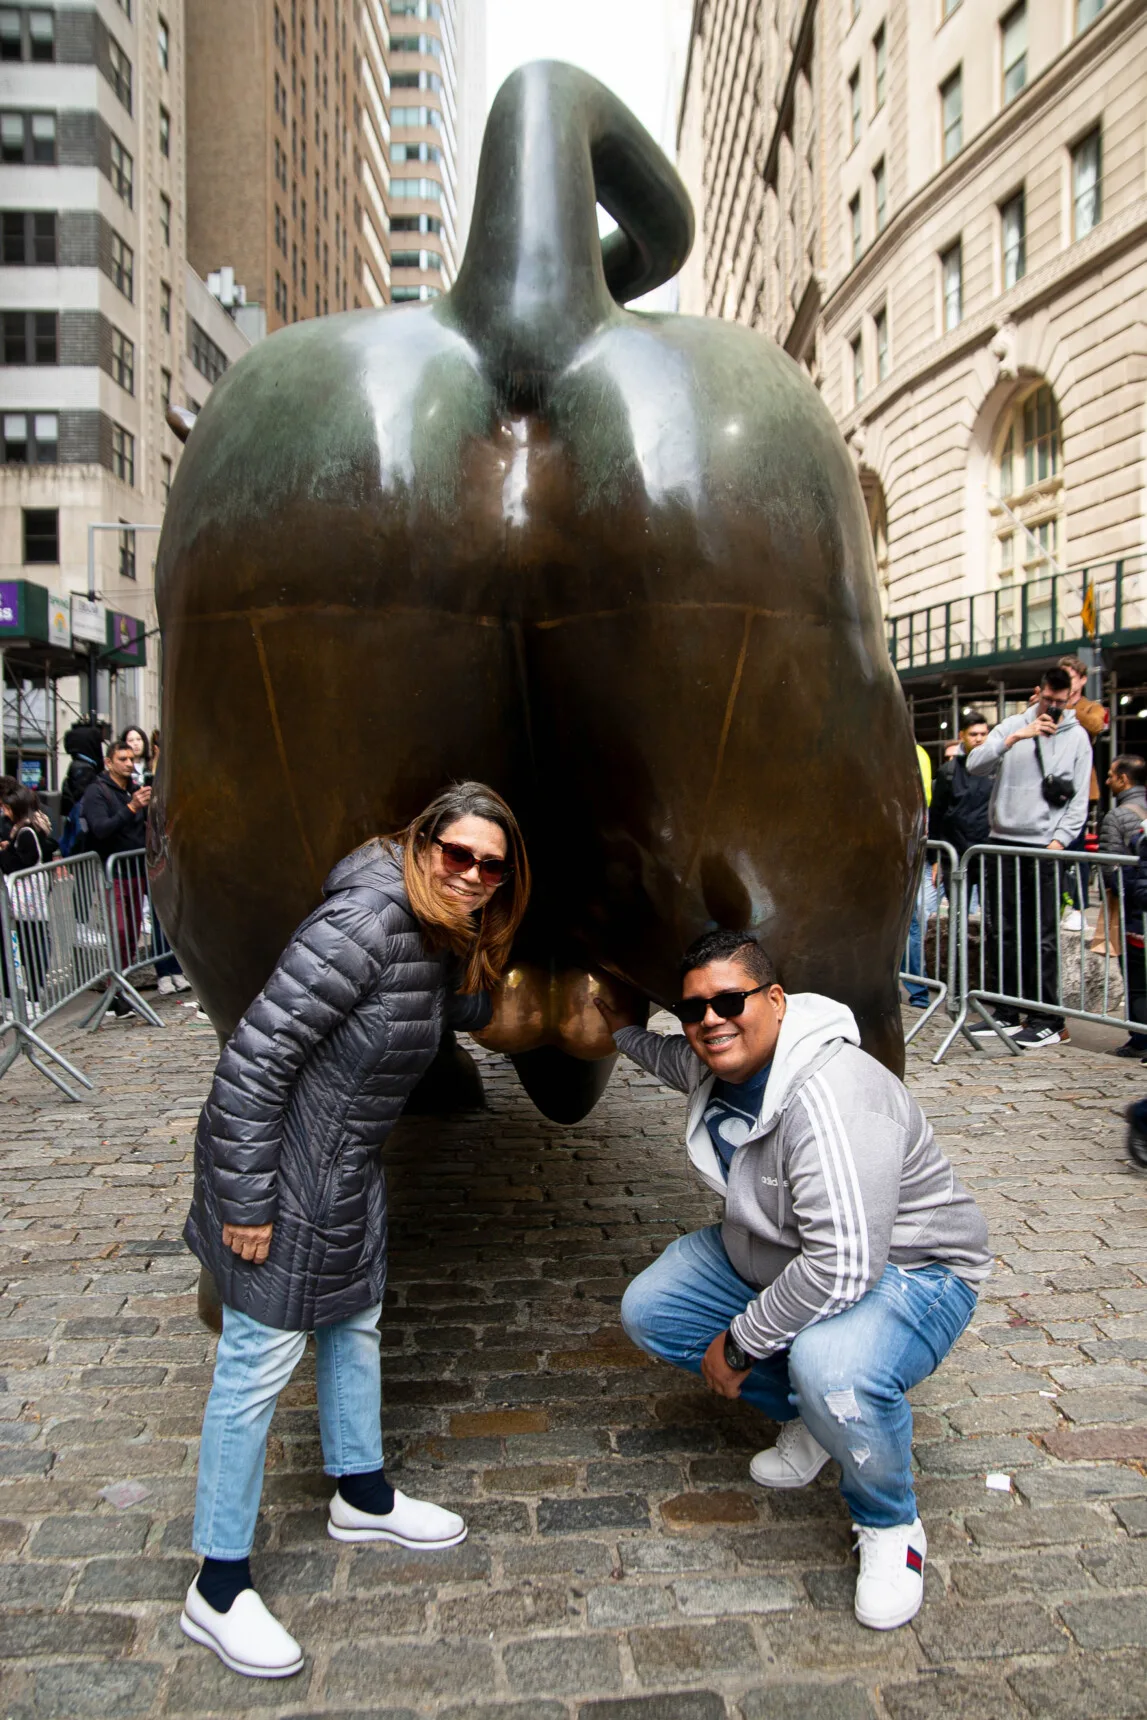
[860,471,890,615]
[989,382,1064,644]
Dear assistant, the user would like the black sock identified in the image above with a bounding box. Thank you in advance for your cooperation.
[338,1468,395,1516]
[196,1555,253,1613]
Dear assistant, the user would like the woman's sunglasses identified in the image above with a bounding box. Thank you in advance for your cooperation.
[434,837,512,889]
[669,984,766,1027]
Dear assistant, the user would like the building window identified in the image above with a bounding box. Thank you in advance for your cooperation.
[111,423,134,485]
[1,310,57,365]
[994,382,1063,616]
[107,33,133,113]
[111,327,134,394]
[160,191,171,245]
[119,525,136,580]
[1072,127,1101,239]
[158,16,169,70]
[849,193,862,264]
[161,454,172,498]
[1001,3,1027,105]
[0,7,54,60]
[110,232,134,300]
[875,306,889,382]
[941,240,962,330]
[161,366,171,408]
[1001,188,1025,288]
[873,158,887,234]
[1076,0,1105,27]
[115,0,131,17]
[873,24,886,112]
[1,210,56,263]
[941,68,962,164]
[22,507,57,564]
[851,334,864,405]
[943,0,961,15]
[388,177,442,201]
[110,134,133,206]
[1,111,56,164]
[160,280,171,331]
[159,104,170,157]
[848,66,861,150]
[3,411,57,463]
[190,320,228,384]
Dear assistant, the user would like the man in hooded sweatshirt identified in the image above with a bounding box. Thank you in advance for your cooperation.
[596,930,990,1633]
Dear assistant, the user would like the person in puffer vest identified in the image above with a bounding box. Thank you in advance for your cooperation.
[597,930,990,1635]
[181,783,530,1681]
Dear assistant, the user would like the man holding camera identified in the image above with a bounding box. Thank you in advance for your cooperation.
[965,666,1092,1047]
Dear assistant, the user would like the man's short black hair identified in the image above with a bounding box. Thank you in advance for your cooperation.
[1041,666,1072,694]
[1113,754,1147,787]
[105,738,132,762]
[959,709,988,731]
[680,930,778,987]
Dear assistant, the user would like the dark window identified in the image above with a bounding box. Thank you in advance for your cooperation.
[1,210,57,263]
[158,16,169,70]
[161,454,172,497]
[160,366,171,408]
[159,191,171,245]
[119,525,135,579]
[158,104,170,156]
[109,134,133,207]
[0,8,54,62]
[115,0,131,18]
[111,327,134,393]
[2,310,57,364]
[110,232,133,300]
[3,411,57,463]
[23,507,57,563]
[1,111,56,164]
[111,422,134,484]
[106,34,133,112]
[941,67,963,163]
[1072,127,1102,239]
[190,319,228,383]
[1001,188,1026,287]
[160,279,171,330]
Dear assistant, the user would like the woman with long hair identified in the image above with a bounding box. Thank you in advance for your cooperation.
[181,782,529,1679]
[0,785,59,1006]
[119,724,151,786]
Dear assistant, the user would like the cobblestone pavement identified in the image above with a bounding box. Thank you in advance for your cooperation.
[0,998,1145,1719]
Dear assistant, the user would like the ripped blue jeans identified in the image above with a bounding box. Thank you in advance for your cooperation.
[621,1226,977,1528]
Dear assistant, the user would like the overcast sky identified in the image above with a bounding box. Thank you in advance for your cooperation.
[483,0,694,308]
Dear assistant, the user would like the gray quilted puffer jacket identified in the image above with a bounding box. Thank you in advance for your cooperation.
[184,841,491,1331]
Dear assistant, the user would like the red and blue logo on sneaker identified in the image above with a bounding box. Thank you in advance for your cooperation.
[906,1546,924,1574]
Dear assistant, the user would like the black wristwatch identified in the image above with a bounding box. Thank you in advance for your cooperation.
[723,1329,751,1372]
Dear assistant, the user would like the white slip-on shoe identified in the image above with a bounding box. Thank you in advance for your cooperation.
[749,1419,832,1489]
[156,975,176,996]
[179,1579,304,1678]
[327,1486,467,1548]
[853,1517,928,1631]
[173,974,192,992]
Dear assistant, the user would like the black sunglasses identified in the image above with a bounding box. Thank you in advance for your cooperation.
[669,984,766,1027]
[433,837,512,888]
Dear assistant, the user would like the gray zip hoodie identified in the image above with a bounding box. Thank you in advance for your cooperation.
[964,707,1092,846]
[614,993,990,1359]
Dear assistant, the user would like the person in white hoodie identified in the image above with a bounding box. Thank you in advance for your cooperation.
[597,929,990,1633]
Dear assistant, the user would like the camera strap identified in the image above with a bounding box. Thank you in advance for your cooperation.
[1033,734,1048,778]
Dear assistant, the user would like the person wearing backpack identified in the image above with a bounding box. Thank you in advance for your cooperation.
[0,786,60,1005]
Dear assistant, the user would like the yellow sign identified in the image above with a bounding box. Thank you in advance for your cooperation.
[1081,580,1097,641]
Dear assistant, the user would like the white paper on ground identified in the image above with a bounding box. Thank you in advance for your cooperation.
[98,1480,151,1509]
[985,1473,1013,1492]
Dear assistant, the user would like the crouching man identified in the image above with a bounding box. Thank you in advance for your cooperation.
[596,931,990,1632]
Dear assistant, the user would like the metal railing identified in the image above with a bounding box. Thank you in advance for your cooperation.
[886,555,1147,674]
[107,848,166,980]
[900,840,959,1044]
[909,843,1141,1064]
[0,850,162,1101]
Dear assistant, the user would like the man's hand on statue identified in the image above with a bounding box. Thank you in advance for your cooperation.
[701,1330,751,1399]
[222,1223,273,1263]
[592,994,637,1037]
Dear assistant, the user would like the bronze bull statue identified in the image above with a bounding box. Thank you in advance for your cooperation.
[152,61,923,1126]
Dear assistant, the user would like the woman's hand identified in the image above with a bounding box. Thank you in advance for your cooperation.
[222,1223,273,1264]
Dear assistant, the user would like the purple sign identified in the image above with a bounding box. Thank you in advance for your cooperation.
[0,583,19,633]
[106,610,145,664]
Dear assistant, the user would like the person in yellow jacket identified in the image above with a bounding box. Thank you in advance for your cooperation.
[902,745,934,1006]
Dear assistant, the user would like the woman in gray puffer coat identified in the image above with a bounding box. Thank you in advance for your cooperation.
[181,783,529,1681]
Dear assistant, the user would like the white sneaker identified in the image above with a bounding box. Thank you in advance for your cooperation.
[173,974,192,992]
[749,1419,831,1489]
[179,1580,304,1679]
[327,1485,467,1548]
[1061,908,1084,931]
[156,975,176,996]
[853,1517,927,1630]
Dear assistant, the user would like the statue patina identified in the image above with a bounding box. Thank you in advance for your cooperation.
[153,61,923,1143]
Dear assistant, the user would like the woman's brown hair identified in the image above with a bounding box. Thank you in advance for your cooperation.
[389,782,530,994]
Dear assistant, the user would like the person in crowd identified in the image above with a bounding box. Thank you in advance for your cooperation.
[120,725,152,788]
[930,711,992,897]
[180,783,530,1680]
[1057,655,1106,927]
[595,931,989,1632]
[942,741,960,762]
[0,776,17,844]
[965,667,1093,1048]
[80,740,152,1017]
[1102,755,1147,1056]
[59,720,104,818]
[901,745,934,1009]
[0,786,60,1004]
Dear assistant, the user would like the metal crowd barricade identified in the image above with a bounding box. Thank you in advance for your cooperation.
[0,849,161,1101]
[900,839,959,1045]
[932,843,1140,1064]
[106,848,163,981]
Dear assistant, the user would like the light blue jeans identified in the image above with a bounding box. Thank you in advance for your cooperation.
[193,1300,385,1560]
[621,1226,977,1528]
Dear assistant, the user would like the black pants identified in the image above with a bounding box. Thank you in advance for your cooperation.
[1127,940,1147,1047]
[981,843,1062,1031]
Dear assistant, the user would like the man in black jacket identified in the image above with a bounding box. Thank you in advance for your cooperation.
[930,711,992,891]
[81,741,151,1005]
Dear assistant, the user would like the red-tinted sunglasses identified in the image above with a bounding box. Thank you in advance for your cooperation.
[434,837,512,888]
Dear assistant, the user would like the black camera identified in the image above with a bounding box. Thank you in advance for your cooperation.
[1045,706,1063,725]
